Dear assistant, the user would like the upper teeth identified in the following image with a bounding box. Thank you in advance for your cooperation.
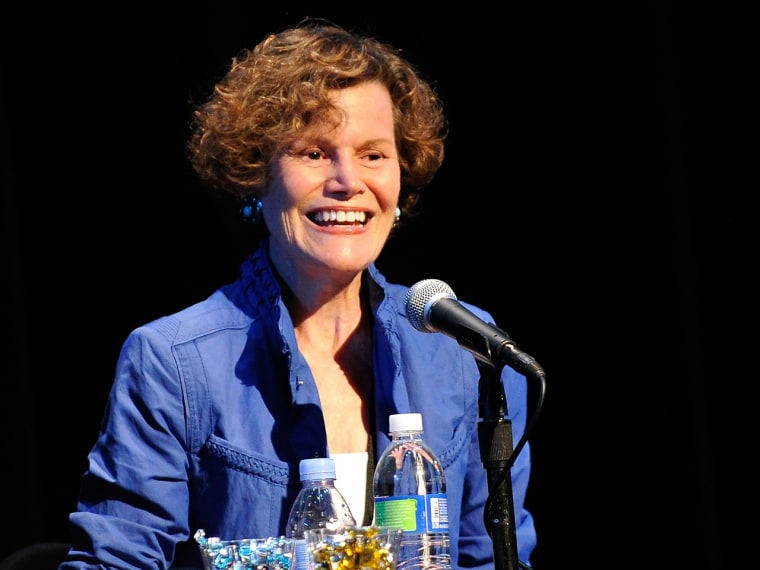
[313,210,367,223]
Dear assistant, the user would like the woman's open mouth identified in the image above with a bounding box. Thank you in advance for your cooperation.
[309,209,368,226]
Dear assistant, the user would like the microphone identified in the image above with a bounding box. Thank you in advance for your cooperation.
[404,279,545,377]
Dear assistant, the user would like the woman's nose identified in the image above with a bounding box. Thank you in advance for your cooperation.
[326,157,364,195]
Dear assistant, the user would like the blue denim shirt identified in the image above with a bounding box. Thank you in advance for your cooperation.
[61,239,536,569]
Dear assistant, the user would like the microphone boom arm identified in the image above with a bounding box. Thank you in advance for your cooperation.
[477,359,519,570]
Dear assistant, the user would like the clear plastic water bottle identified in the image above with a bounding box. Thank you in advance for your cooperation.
[285,457,356,570]
[373,413,451,570]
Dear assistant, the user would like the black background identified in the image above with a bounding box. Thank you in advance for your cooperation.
[2,3,758,569]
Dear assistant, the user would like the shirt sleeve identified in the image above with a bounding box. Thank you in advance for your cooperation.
[61,323,191,569]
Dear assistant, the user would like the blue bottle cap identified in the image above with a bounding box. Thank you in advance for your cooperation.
[299,457,336,481]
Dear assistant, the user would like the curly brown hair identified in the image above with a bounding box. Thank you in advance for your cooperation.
[186,21,447,222]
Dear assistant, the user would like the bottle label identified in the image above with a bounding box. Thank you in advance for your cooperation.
[374,493,449,533]
[293,538,311,570]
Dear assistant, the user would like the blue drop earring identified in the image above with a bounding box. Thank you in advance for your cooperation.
[241,195,263,225]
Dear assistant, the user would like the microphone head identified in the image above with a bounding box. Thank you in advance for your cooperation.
[404,279,457,332]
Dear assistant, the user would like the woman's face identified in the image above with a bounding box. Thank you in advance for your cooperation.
[264,80,401,285]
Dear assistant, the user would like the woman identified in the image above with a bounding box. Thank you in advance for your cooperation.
[60,21,537,569]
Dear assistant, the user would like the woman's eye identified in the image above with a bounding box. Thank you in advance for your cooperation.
[306,150,323,160]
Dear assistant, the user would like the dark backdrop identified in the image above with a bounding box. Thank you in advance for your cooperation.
[2,3,757,569]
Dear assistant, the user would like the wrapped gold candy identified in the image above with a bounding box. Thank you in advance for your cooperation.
[307,526,403,570]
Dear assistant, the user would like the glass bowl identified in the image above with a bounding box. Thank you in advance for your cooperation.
[194,528,295,570]
[306,525,403,570]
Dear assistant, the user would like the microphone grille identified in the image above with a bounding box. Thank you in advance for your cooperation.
[404,279,457,332]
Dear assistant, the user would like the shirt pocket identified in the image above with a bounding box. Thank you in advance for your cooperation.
[191,434,293,539]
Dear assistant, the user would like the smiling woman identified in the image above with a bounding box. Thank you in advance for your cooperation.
[263,81,402,281]
[56,20,538,570]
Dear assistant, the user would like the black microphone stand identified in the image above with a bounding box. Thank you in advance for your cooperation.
[476,359,519,570]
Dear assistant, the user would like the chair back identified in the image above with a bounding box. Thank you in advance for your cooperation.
[0,542,70,570]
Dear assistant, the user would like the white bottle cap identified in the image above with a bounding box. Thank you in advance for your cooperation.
[389,412,423,433]
[299,457,336,481]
